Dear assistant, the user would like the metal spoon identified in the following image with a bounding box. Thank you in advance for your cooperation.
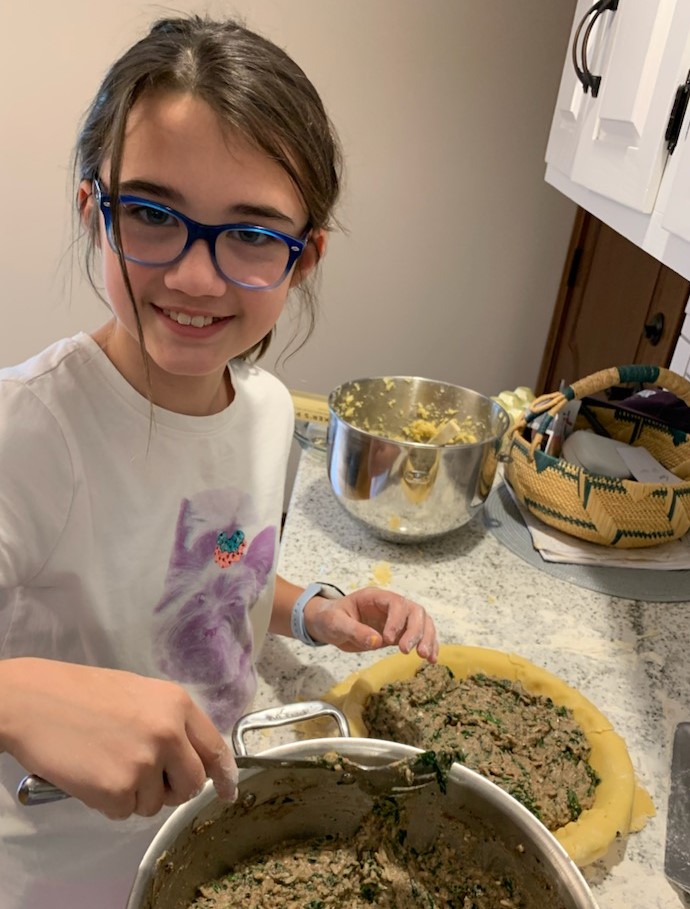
[16,753,438,806]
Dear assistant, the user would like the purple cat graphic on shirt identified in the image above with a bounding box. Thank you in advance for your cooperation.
[152,488,276,733]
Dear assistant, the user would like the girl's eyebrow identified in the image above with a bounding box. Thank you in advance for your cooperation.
[118,179,297,227]
[119,178,182,201]
[230,202,297,228]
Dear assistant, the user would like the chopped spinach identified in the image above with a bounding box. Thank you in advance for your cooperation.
[567,787,582,820]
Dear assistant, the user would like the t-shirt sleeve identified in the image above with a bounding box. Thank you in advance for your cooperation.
[0,381,74,587]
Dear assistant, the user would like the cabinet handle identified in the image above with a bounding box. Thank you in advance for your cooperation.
[665,72,690,155]
[571,0,619,99]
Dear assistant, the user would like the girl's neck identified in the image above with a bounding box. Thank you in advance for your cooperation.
[91,321,234,416]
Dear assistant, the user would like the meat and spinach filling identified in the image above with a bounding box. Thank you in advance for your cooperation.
[189,796,546,909]
[363,663,599,830]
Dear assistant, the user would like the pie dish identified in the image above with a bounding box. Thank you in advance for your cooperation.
[323,644,654,866]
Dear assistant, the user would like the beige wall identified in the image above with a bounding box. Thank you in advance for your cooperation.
[1,0,576,399]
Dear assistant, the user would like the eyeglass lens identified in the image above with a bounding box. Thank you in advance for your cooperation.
[114,201,292,287]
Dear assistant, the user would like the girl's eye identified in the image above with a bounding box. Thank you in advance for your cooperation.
[232,228,273,246]
[124,204,176,227]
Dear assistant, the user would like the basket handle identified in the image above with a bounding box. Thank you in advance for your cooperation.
[514,365,690,451]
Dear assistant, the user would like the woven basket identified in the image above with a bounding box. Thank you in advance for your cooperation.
[504,365,690,548]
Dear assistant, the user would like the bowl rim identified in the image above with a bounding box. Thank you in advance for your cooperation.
[127,735,598,909]
[328,375,509,449]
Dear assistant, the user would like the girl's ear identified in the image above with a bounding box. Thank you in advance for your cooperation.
[77,179,96,232]
[290,229,328,287]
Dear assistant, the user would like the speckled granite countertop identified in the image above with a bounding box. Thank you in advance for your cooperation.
[253,450,690,909]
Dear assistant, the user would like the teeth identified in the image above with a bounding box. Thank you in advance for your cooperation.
[163,309,215,327]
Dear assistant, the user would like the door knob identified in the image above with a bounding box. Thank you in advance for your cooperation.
[643,313,664,346]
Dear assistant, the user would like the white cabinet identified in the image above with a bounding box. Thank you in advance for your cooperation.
[546,0,690,213]
[545,0,614,177]
[544,0,690,286]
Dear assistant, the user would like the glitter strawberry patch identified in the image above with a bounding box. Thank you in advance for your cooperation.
[214,529,247,568]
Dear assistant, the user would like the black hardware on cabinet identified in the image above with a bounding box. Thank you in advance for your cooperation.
[643,313,664,347]
[666,71,690,155]
[571,0,619,98]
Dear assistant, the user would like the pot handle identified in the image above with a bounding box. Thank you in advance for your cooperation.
[231,699,350,756]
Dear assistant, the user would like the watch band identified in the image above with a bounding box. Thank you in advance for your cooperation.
[290,582,345,647]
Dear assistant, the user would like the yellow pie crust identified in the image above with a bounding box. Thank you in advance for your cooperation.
[323,644,654,867]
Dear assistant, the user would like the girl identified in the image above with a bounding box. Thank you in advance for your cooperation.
[0,15,438,909]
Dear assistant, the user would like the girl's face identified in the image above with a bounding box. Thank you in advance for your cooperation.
[81,91,323,412]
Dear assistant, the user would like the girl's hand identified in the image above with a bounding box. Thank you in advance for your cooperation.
[0,658,237,820]
[303,587,439,662]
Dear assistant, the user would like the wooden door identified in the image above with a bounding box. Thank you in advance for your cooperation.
[537,207,690,395]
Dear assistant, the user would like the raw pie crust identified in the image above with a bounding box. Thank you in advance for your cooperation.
[323,644,654,867]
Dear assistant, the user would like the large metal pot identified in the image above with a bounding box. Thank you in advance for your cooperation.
[327,376,509,542]
[126,702,598,909]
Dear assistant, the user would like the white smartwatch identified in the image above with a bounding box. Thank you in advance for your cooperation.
[290,582,345,647]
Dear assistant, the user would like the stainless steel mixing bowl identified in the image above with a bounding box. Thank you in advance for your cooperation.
[127,736,598,909]
[327,376,509,542]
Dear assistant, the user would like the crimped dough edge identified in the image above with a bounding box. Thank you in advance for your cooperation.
[323,644,654,867]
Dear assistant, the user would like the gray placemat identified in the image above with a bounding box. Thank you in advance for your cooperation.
[483,483,690,603]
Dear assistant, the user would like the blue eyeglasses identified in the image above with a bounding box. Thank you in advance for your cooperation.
[93,178,307,290]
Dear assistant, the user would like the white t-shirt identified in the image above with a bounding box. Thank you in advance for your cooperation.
[0,333,294,909]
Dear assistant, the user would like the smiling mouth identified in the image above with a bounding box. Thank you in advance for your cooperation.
[162,308,227,328]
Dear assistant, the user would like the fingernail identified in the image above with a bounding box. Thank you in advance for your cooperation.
[216,779,238,803]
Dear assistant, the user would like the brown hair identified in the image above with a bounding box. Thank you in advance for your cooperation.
[76,14,342,362]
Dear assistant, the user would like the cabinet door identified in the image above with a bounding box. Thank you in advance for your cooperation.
[545,0,617,177]
[569,0,690,212]
[538,210,690,395]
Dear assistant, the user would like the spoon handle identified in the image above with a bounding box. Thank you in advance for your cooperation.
[17,774,70,806]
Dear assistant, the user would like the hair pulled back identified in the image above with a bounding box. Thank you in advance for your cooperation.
[77,15,342,359]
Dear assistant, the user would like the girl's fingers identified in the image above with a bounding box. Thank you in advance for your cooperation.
[380,596,425,649]
[359,591,439,660]
[309,589,439,660]
[409,612,439,662]
[137,714,236,815]
[161,746,208,808]
[335,614,383,651]
[96,785,137,821]
[133,766,168,818]
[185,709,238,802]
[370,592,434,658]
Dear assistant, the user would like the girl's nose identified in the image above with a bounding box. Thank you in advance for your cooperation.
[163,239,227,297]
